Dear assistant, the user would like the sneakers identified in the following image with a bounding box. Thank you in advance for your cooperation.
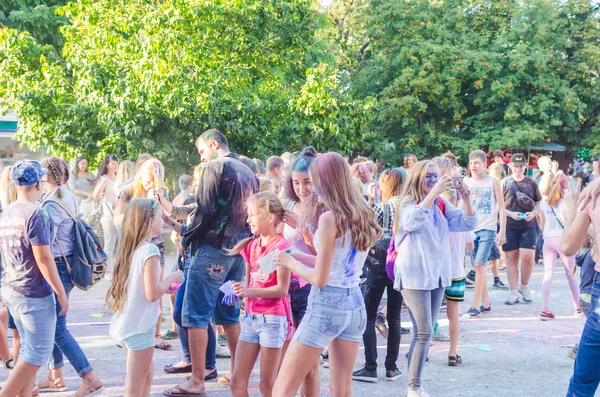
[465,279,475,289]
[505,291,520,305]
[467,307,481,318]
[407,387,431,397]
[539,310,555,321]
[401,327,411,335]
[466,271,476,283]
[519,286,533,303]
[352,367,378,383]
[216,343,230,358]
[568,344,579,360]
[321,350,329,368]
[479,305,491,314]
[375,312,389,339]
[432,329,450,342]
[386,367,402,381]
[493,280,509,290]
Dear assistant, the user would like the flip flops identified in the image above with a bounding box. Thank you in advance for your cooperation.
[163,385,206,396]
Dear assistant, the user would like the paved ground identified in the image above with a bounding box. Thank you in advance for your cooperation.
[0,257,589,397]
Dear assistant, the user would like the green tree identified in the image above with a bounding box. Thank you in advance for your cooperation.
[348,0,600,163]
[0,0,373,173]
[1,1,69,50]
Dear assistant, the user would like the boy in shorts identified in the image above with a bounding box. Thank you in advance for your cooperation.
[0,161,68,397]
[464,151,507,317]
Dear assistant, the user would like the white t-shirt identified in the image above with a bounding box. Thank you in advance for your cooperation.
[109,242,161,341]
[465,175,497,232]
[540,199,567,238]
[448,231,476,279]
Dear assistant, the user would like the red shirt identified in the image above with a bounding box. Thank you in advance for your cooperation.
[241,234,291,316]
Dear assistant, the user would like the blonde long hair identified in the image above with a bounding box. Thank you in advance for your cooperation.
[309,153,381,251]
[229,191,285,255]
[547,177,564,208]
[130,159,166,199]
[115,160,135,189]
[393,160,436,234]
[106,198,160,313]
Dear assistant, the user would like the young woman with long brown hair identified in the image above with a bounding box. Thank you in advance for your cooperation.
[272,152,381,396]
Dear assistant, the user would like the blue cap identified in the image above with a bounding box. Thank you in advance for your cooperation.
[11,160,47,186]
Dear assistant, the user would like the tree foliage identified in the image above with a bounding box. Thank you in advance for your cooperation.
[1,1,68,50]
[348,0,600,162]
[0,0,374,172]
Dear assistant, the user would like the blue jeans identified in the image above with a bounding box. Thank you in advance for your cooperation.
[182,245,244,328]
[402,287,445,392]
[50,258,93,376]
[472,229,496,266]
[567,272,600,396]
[174,260,216,370]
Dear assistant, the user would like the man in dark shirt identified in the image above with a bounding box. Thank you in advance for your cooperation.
[501,153,543,306]
[166,129,258,396]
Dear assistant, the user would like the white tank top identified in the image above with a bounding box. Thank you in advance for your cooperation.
[540,199,566,237]
[313,231,368,289]
[465,175,497,232]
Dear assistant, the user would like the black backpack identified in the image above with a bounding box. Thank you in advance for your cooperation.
[366,202,393,274]
[43,197,107,291]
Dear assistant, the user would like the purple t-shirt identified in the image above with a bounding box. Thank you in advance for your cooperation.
[0,202,54,298]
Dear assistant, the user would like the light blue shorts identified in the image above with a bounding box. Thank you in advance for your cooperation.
[239,313,287,348]
[293,285,366,350]
[2,287,56,367]
[473,229,496,267]
[121,326,155,351]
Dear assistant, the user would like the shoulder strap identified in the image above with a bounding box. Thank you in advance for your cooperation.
[549,205,565,229]
[435,198,446,215]
[43,196,78,221]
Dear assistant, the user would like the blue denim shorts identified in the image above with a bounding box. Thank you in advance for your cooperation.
[182,245,245,329]
[239,313,288,348]
[293,285,366,349]
[473,229,496,267]
[121,326,155,351]
[2,287,56,366]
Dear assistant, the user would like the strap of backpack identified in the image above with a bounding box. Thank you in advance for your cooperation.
[43,196,79,221]
[53,237,73,274]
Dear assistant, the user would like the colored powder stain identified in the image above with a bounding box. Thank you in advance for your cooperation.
[218,199,227,206]
[344,247,358,278]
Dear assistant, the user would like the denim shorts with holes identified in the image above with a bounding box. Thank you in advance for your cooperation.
[293,285,366,349]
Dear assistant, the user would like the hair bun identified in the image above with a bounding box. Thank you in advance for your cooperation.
[300,146,317,158]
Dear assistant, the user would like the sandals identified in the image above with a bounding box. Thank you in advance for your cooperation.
[448,355,462,367]
[155,335,172,350]
[72,378,105,397]
[38,377,68,393]
[217,373,231,385]
[163,385,206,396]
[163,330,179,340]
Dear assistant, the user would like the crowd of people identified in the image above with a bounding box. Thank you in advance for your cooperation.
[0,129,599,397]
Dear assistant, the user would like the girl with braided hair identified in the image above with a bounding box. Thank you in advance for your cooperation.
[40,156,105,396]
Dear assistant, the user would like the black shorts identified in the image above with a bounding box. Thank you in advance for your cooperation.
[289,282,311,324]
[502,227,538,252]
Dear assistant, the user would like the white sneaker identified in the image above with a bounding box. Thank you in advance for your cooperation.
[407,387,430,397]
[505,291,520,305]
[216,343,230,358]
[519,286,533,303]
[323,359,329,368]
